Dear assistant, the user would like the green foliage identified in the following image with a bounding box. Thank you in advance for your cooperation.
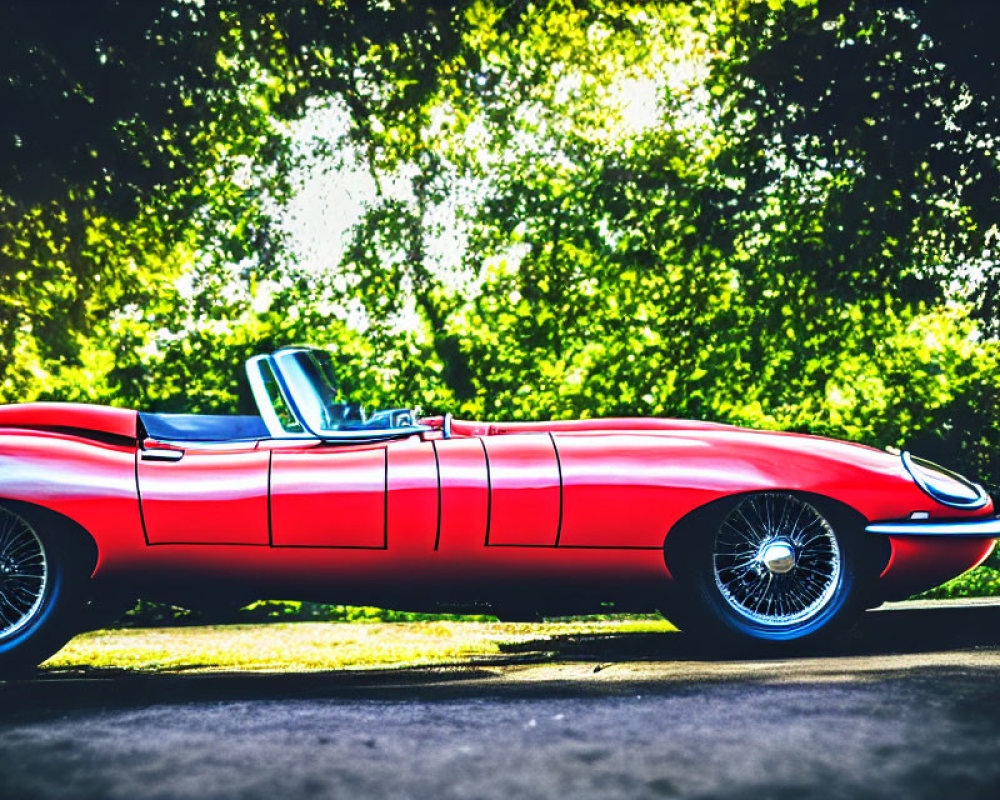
[712,0,1000,331]
[0,0,476,405]
[915,566,1000,600]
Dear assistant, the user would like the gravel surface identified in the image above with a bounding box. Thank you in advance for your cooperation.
[2,600,1000,800]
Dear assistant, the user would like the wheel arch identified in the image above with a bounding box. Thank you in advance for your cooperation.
[0,498,99,579]
[663,490,890,587]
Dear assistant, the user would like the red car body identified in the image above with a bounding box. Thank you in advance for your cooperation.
[0,346,996,667]
[0,401,992,603]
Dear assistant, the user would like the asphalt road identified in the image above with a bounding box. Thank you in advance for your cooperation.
[3,600,1000,800]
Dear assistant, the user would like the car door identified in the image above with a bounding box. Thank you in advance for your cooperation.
[137,440,271,545]
[269,440,389,548]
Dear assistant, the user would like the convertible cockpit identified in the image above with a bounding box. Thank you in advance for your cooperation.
[137,346,427,444]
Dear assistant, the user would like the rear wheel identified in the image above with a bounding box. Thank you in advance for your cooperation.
[0,506,83,675]
[669,492,866,647]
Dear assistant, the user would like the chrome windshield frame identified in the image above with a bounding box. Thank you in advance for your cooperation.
[245,354,313,439]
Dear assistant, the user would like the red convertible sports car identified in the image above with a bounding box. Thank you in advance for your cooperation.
[0,346,997,671]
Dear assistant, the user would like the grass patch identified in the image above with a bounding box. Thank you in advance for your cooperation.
[42,618,676,674]
[914,565,1000,600]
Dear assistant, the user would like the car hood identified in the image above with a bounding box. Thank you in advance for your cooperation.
[441,415,897,471]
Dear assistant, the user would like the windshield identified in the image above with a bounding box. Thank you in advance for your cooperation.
[248,347,424,439]
[271,348,363,433]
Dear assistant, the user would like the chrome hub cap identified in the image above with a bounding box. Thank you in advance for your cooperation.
[713,493,842,627]
[759,540,796,574]
[0,509,48,640]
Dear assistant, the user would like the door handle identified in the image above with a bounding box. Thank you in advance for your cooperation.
[141,448,184,462]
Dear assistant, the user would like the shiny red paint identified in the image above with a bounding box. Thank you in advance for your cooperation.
[554,434,694,549]
[433,435,490,553]
[0,404,994,612]
[271,442,387,548]
[0,428,143,575]
[138,443,270,546]
[879,536,995,600]
[385,437,439,560]
[444,417,734,436]
[0,402,137,439]
[483,433,561,546]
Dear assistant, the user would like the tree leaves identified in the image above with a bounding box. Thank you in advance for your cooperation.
[1,0,998,492]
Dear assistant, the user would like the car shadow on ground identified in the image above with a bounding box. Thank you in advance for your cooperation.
[4,602,1000,718]
[500,601,1000,662]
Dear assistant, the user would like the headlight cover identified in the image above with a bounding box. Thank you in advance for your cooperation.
[902,452,989,510]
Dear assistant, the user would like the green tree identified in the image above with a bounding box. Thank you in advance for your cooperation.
[0,1,480,406]
[701,0,1000,480]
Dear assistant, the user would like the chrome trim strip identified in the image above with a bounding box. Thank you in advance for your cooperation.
[901,450,989,510]
[309,426,432,443]
[140,447,184,462]
[866,517,1000,537]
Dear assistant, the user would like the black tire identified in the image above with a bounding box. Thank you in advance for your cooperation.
[666,492,868,650]
[0,505,86,676]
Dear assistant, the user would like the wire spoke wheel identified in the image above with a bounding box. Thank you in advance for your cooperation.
[712,493,841,628]
[0,507,49,641]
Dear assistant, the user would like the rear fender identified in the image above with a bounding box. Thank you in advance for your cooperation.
[0,430,143,577]
[0,498,99,579]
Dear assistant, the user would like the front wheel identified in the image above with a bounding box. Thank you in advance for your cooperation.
[668,492,866,648]
[0,505,83,675]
